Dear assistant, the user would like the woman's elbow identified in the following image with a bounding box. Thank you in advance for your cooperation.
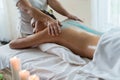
[9,41,17,49]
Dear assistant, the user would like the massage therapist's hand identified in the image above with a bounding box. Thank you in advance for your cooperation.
[47,20,62,36]
[67,14,83,22]
[33,18,62,36]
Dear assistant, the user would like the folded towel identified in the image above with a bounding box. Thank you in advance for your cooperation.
[39,43,87,66]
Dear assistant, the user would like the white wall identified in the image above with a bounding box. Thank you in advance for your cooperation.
[53,0,91,27]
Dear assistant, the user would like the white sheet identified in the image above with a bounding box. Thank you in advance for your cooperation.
[81,28,120,80]
[0,43,100,80]
[39,43,87,66]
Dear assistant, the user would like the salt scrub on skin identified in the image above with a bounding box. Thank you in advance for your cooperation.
[28,75,40,80]
[19,70,30,80]
[10,57,21,80]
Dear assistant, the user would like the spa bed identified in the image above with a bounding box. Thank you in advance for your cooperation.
[0,44,100,80]
[0,20,102,80]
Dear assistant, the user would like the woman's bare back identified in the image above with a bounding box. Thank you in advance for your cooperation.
[9,26,100,59]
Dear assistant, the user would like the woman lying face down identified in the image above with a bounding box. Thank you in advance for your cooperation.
[9,18,100,59]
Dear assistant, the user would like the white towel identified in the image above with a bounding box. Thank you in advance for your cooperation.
[81,28,120,80]
[39,43,86,65]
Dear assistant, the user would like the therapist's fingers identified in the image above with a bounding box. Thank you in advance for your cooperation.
[57,20,62,31]
[53,21,61,36]
[72,17,84,22]
[56,21,62,34]
[48,25,52,36]
[53,25,59,36]
[48,26,51,35]
[49,25,55,36]
[48,22,60,36]
[77,18,84,22]
[67,14,84,22]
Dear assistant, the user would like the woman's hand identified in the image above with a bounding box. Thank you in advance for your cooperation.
[47,20,62,36]
[31,18,62,36]
[67,14,83,22]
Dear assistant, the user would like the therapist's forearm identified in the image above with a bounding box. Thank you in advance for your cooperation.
[17,0,53,21]
[48,0,70,17]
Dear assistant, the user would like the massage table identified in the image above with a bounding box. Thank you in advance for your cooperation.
[0,20,102,80]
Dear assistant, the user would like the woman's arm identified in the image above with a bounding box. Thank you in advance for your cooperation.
[9,28,48,49]
[17,0,52,21]
[48,0,83,22]
[9,27,58,49]
[47,0,69,17]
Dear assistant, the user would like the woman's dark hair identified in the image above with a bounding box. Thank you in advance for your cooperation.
[41,10,57,20]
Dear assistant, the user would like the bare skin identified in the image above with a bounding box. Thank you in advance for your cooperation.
[9,25,100,59]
